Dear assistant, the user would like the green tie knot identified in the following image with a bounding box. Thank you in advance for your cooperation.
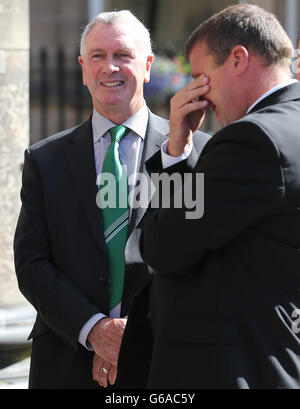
[109,126,129,143]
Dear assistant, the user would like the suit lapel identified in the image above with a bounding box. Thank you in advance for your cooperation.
[127,111,169,237]
[64,118,107,255]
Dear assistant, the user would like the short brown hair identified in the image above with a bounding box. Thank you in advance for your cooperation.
[186,4,293,68]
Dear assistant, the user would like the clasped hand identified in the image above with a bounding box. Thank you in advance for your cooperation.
[87,317,127,388]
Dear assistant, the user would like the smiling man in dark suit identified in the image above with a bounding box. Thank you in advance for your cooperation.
[118,4,300,389]
[13,10,210,389]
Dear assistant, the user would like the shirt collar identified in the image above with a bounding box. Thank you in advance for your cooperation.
[92,102,149,144]
[246,79,298,114]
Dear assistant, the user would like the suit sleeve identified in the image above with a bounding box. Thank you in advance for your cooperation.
[14,149,100,349]
[141,121,285,274]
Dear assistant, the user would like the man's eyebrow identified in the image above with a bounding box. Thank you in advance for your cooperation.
[87,48,105,55]
[87,47,135,56]
[117,46,136,55]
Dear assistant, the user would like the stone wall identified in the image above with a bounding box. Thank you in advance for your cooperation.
[0,0,29,306]
[0,0,35,371]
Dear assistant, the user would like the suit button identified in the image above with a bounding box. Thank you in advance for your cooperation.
[98,276,110,286]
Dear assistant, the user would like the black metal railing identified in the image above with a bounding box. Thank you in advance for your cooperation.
[30,47,92,144]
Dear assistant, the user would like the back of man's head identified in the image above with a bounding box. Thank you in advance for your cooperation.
[186,4,293,70]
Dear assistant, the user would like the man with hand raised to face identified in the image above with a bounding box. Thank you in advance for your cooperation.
[13,10,210,389]
[118,4,300,389]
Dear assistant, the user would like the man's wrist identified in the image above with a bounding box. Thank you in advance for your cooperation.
[167,142,189,157]
[161,139,193,169]
[78,313,107,350]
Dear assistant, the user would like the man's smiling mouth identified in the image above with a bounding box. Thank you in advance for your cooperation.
[101,81,124,87]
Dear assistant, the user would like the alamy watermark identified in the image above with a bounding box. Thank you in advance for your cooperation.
[96,171,204,220]
[291,48,300,77]
[291,309,300,334]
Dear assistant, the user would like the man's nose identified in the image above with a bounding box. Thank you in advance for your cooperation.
[102,57,120,74]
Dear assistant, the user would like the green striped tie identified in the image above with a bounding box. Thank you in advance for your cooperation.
[100,126,130,309]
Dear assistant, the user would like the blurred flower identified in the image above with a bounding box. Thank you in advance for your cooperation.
[144,55,191,106]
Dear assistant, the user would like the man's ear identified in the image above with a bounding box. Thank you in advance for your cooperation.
[230,45,249,76]
[144,54,154,84]
[78,56,87,86]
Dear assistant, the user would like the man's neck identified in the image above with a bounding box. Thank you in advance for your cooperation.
[246,77,296,114]
[245,67,292,113]
[94,101,144,125]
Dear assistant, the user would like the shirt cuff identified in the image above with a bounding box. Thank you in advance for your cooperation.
[161,139,193,169]
[78,313,107,350]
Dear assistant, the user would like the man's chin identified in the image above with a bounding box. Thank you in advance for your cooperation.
[96,96,126,109]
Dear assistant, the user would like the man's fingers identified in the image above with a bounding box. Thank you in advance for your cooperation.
[92,336,118,366]
[92,354,112,388]
[92,354,104,384]
[181,99,209,114]
[167,74,210,157]
[108,365,117,386]
[98,364,110,388]
[186,74,209,90]
[180,85,210,107]
[172,76,210,109]
[97,344,118,367]
[173,99,209,128]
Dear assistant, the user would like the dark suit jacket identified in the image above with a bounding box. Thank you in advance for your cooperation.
[13,110,210,389]
[118,82,300,389]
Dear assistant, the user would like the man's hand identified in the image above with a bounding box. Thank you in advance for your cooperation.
[168,74,210,157]
[87,318,127,367]
[92,353,117,388]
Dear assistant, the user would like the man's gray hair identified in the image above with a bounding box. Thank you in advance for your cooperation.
[80,10,153,56]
